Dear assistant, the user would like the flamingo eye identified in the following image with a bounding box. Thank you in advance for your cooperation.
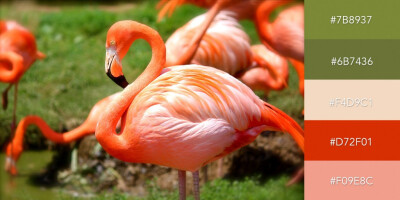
[110,40,116,46]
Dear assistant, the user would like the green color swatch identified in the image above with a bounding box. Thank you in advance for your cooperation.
[306,39,400,79]
[306,0,400,39]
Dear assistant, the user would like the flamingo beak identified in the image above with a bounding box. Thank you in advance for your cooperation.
[5,156,17,176]
[105,49,129,89]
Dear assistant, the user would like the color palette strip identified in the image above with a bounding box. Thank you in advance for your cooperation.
[305,0,400,199]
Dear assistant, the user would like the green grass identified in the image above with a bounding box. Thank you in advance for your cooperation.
[59,177,303,200]
[84,176,303,200]
[54,176,303,200]
[146,177,303,200]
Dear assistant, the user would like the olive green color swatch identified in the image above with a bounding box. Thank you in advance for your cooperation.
[306,39,400,79]
[306,0,400,39]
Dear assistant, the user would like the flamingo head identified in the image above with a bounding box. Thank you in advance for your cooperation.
[4,142,22,176]
[105,21,133,89]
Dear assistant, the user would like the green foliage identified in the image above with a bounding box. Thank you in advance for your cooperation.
[52,176,303,200]
[39,10,117,38]
[200,177,304,200]
[87,176,303,200]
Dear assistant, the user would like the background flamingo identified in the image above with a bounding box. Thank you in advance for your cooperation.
[155,0,266,70]
[4,93,120,175]
[239,44,289,96]
[165,11,252,74]
[255,0,304,96]
[166,11,288,93]
[97,20,304,200]
[159,0,303,96]
[0,21,45,133]
[157,0,261,70]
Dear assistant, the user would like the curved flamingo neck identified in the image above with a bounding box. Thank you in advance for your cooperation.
[11,115,92,149]
[255,0,292,48]
[96,21,166,159]
[264,76,286,91]
[289,58,304,96]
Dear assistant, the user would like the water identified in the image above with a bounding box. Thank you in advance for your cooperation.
[0,151,60,200]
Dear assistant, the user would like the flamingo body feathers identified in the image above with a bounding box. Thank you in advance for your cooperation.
[101,65,295,172]
[166,11,252,75]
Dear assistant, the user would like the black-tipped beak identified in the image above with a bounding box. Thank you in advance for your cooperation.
[105,50,129,89]
[106,70,129,89]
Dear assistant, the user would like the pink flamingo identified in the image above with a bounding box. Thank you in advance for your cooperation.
[4,93,120,175]
[166,11,287,92]
[156,0,262,68]
[156,0,263,68]
[0,20,45,132]
[255,0,304,96]
[165,11,252,74]
[158,0,301,96]
[97,20,304,200]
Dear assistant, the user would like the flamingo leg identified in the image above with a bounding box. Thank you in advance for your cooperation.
[2,83,13,110]
[11,82,18,133]
[286,166,304,186]
[192,171,200,200]
[178,170,186,200]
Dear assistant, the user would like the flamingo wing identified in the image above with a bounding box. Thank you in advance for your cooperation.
[120,65,265,171]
